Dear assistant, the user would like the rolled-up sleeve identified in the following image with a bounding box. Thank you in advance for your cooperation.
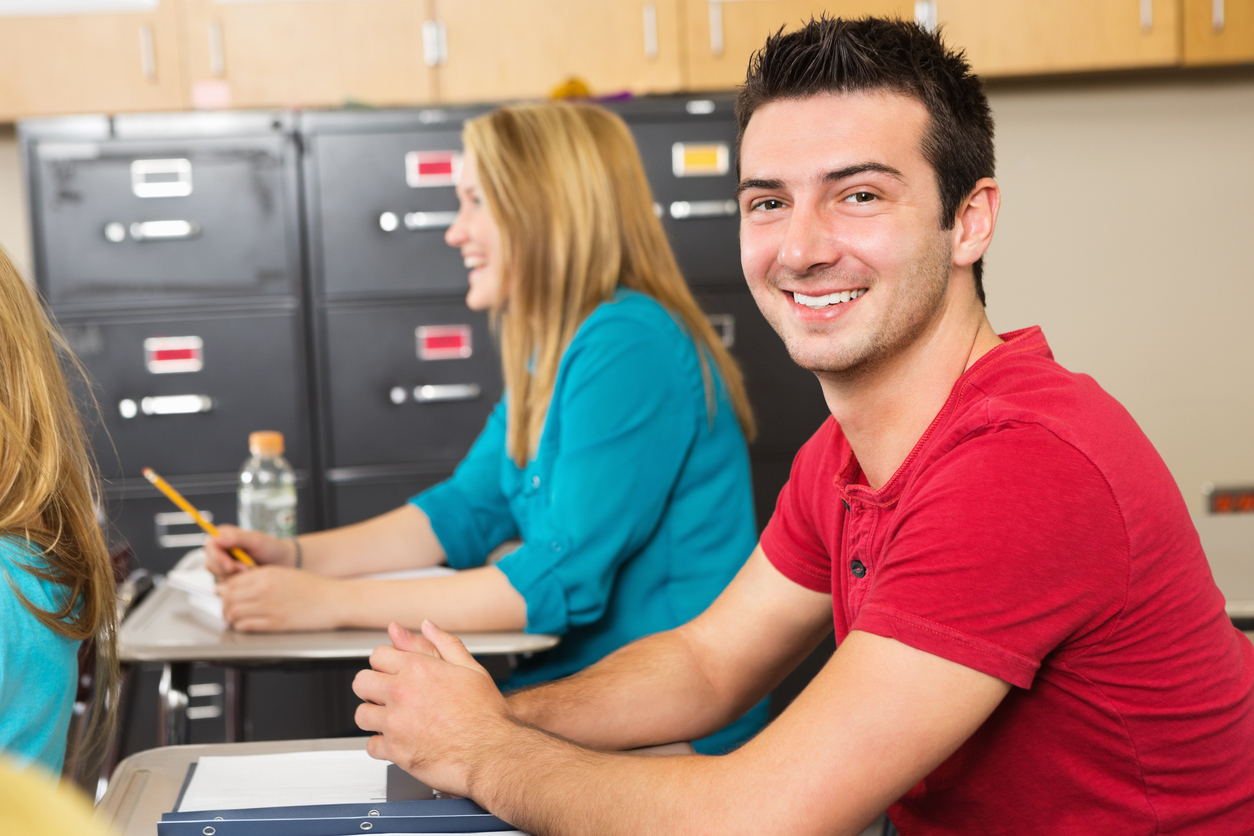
[495,310,700,635]
[410,399,519,569]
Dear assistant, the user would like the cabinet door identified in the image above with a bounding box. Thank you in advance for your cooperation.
[181,0,435,109]
[936,0,1181,76]
[1183,0,1254,65]
[0,1,186,120]
[432,0,682,103]
[683,1,916,92]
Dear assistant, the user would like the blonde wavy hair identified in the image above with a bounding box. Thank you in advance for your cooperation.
[0,247,117,773]
[464,102,756,466]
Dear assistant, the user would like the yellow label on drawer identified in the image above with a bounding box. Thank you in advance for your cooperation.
[672,142,729,177]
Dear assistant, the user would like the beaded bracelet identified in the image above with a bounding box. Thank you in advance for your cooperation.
[290,537,303,570]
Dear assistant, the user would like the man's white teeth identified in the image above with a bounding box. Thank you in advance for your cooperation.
[793,288,867,308]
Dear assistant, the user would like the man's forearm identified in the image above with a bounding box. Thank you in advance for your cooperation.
[508,626,755,751]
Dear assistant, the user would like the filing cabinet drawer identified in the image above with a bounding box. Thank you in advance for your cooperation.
[25,118,300,310]
[105,479,314,575]
[623,114,742,286]
[305,109,488,300]
[696,287,829,458]
[61,308,311,479]
[321,301,502,468]
[324,468,451,528]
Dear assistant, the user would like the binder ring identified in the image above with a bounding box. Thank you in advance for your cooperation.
[203,828,216,836]
[360,823,373,831]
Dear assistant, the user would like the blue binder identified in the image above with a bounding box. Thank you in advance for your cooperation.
[157,798,515,835]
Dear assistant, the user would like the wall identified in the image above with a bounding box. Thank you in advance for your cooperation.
[0,67,1250,593]
[982,67,1254,600]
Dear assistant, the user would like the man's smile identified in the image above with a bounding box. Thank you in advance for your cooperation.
[791,288,868,309]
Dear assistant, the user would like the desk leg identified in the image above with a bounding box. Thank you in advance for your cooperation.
[224,667,245,742]
[157,662,191,747]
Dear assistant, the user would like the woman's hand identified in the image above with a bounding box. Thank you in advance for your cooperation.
[217,566,342,632]
[204,525,295,581]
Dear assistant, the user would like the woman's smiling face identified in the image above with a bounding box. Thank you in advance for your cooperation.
[445,148,505,311]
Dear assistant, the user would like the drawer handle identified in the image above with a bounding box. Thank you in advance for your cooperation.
[379,211,458,232]
[108,220,202,242]
[413,383,481,403]
[119,395,213,418]
[670,200,737,220]
[707,313,735,348]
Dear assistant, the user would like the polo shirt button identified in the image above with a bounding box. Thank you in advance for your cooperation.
[850,559,867,578]
[531,476,541,488]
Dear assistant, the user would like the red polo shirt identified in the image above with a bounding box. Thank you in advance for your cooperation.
[762,327,1254,835]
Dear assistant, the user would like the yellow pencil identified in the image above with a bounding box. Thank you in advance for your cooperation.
[141,467,257,567]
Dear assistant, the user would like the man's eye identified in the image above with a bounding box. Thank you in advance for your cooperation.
[751,198,785,211]
[846,192,877,204]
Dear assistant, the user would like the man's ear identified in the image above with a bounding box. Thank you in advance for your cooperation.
[951,178,1000,269]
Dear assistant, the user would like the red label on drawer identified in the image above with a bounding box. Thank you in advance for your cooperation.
[144,336,203,374]
[416,325,472,360]
[406,151,462,188]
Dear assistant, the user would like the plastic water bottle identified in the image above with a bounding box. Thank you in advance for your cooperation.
[237,431,297,538]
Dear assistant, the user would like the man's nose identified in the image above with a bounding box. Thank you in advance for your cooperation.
[777,202,839,276]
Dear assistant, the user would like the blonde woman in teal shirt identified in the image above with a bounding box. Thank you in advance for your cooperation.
[0,247,118,775]
[208,103,765,752]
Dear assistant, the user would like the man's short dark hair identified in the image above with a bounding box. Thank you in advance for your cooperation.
[736,16,995,305]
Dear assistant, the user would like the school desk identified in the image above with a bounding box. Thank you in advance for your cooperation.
[119,582,559,746]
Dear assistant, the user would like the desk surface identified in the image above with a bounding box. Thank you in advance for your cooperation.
[97,737,694,836]
[120,583,560,664]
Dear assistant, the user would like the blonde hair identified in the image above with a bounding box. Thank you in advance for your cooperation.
[464,103,756,466]
[0,247,117,774]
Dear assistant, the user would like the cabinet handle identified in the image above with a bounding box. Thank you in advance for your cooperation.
[913,1,937,33]
[643,3,658,60]
[1140,0,1153,31]
[119,395,214,418]
[422,20,448,67]
[379,211,457,232]
[413,383,481,403]
[670,200,737,219]
[155,510,214,549]
[707,313,735,348]
[208,20,226,77]
[125,220,202,242]
[1214,0,1225,32]
[708,1,724,57]
[139,23,156,80]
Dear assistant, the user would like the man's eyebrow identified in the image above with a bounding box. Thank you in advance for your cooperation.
[826,162,905,183]
[735,178,784,197]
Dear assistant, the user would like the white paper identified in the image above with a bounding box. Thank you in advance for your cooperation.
[165,548,458,624]
[178,750,388,812]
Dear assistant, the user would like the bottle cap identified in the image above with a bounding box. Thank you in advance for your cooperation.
[248,431,285,457]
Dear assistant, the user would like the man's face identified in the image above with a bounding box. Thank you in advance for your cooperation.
[738,91,956,377]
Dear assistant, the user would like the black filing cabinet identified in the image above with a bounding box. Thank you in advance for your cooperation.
[608,95,830,532]
[21,111,315,574]
[300,107,503,528]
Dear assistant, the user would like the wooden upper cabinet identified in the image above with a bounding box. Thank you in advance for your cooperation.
[181,0,435,110]
[0,1,187,120]
[431,0,683,104]
[1183,0,1254,65]
[935,0,1181,77]
[683,1,917,92]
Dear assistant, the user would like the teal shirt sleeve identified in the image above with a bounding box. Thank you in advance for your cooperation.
[494,306,701,635]
[0,539,80,775]
[410,398,519,569]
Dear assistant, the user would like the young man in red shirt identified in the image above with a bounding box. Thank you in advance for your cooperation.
[354,17,1254,835]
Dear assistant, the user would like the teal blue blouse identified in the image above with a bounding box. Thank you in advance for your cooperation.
[0,537,80,775]
[412,289,766,753]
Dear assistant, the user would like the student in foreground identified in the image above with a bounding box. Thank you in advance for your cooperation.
[0,247,118,775]
[352,17,1254,835]
[206,102,766,752]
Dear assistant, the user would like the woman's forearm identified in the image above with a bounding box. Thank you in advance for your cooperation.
[301,504,446,577]
[331,565,527,632]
